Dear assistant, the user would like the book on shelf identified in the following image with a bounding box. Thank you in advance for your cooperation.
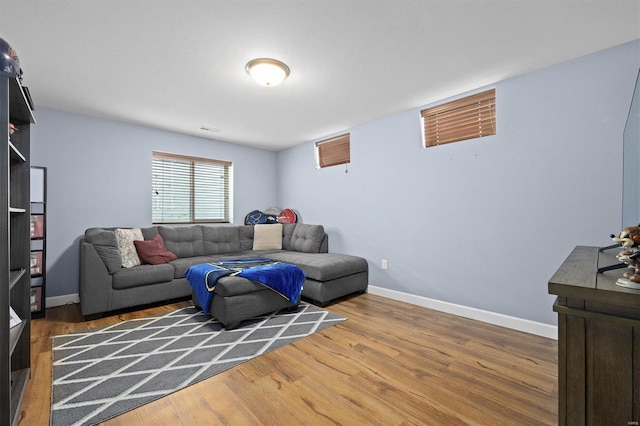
[9,306,22,328]
[30,286,42,312]
[30,251,42,275]
[30,214,44,238]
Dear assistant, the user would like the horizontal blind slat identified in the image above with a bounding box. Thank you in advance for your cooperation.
[425,117,495,134]
[421,90,495,117]
[153,151,231,167]
[424,106,495,127]
[425,116,496,133]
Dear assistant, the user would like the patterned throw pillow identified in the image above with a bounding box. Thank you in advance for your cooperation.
[114,228,144,268]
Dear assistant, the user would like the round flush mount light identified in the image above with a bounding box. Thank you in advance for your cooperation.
[245,58,290,86]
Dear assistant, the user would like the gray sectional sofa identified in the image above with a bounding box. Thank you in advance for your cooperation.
[80,223,368,328]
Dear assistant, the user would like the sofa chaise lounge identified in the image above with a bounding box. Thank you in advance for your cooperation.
[80,223,368,328]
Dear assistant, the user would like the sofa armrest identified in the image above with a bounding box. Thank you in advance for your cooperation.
[79,239,114,316]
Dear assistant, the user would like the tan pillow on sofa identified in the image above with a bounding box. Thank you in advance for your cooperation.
[252,224,283,250]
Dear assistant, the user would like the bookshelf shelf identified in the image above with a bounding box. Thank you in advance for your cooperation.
[8,269,26,291]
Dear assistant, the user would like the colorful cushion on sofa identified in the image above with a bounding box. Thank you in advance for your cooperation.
[134,234,177,265]
[115,228,144,268]
[253,224,283,250]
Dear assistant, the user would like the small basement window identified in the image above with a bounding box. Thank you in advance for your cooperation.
[316,133,350,168]
[421,89,496,148]
[152,151,232,224]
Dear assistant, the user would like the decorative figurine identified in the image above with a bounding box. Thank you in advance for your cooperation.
[611,225,640,288]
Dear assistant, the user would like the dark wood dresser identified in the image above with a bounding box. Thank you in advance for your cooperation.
[549,245,640,425]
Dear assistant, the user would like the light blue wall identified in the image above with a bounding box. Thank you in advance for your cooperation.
[31,109,277,297]
[276,40,640,325]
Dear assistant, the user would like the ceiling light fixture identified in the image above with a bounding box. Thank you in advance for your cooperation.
[245,58,290,86]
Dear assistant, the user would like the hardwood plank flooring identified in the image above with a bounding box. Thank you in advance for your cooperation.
[17,294,558,425]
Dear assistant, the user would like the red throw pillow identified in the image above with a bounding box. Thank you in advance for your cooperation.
[133,234,177,265]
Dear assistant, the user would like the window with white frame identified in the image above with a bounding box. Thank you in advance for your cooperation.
[152,151,231,224]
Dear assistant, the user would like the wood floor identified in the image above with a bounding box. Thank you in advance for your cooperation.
[18,293,558,425]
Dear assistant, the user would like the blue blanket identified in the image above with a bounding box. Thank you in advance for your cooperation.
[184,258,305,314]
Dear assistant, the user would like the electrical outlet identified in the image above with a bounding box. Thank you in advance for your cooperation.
[381,259,388,270]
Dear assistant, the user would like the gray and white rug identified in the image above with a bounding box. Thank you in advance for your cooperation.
[51,304,345,426]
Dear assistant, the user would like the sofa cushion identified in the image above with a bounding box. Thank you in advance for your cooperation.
[239,225,254,250]
[158,226,205,258]
[289,224,325,253]
[281,224,296,250]
[115,228,144,268]
[202,226,241,254]
[133,234,177,265]
[112,264,175,289]
[266,252,367,281]
[141,226,159,240]
[84,228,122,273]
[253,224,283,250]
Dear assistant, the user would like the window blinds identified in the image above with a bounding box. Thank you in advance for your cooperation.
[421,89,496,147]
[152,152,231,224]
[316,133,350,168]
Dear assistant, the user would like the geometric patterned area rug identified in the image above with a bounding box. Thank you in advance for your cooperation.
[51,303,346,426]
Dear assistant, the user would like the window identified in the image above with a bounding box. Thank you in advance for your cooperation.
[152,151,231,224]
[421,89,496,148]
[316,133,350,168]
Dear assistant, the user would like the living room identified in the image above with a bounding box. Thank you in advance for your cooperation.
[2,1,640,425]
[29,29,640,335]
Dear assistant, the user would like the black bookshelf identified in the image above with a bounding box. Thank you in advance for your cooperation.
[30,166,46,318]
[1,39,35,425]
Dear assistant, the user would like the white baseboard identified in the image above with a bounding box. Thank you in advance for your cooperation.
[367,285,558,340]
[46,293,80,308]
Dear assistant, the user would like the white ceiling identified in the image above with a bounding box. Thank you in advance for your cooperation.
[1,1,639,151]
